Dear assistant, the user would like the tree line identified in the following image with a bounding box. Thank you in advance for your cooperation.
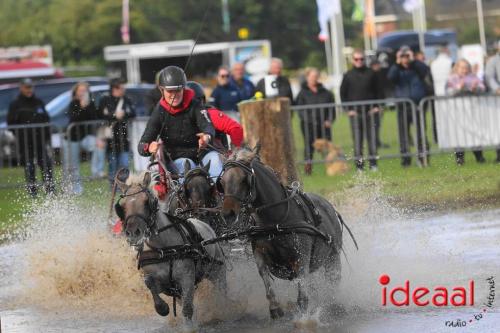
[0,0,360,69]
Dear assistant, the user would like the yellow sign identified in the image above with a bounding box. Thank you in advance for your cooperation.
[238,28,249,40]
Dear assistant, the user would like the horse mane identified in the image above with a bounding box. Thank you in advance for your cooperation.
[126,171,153,189]
[232,147,257,163]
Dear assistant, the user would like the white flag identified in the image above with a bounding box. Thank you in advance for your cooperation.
[315,0,341,41]
[402,0,422,13]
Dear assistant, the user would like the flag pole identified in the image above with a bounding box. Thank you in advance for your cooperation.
[329,0,346,102]
[412,0,426,52]
[476,0,487,54]
[325,20,334,76]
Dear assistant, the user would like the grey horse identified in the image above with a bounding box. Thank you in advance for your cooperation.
[114,168,227,325]
[217,147,351,318]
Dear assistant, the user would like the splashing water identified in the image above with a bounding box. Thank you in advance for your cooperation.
[0,177,499,332]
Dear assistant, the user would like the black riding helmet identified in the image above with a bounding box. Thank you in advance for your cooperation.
[186,81,206,103]
[157,66,187,89]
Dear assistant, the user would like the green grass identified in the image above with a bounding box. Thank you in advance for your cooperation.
[2,110,500,234]
[291,110,500,210]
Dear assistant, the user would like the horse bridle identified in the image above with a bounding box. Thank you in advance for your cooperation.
[216,159,257,223]
[115,186,159,236]
[217,158,299,226]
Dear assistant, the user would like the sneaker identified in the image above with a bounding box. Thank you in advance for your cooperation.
[370,165,378,172]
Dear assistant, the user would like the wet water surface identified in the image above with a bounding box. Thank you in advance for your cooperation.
[0,196,499,332]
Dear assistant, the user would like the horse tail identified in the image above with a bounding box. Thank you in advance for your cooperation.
[335,210,358,251]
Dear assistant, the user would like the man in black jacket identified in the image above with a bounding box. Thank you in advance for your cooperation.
[340,50,381,171]
[7,78,55,196]
[295,68,335,174]
[98,78,136,185]
[387,46,429,167]
[138,66,219,178]
[255,58,293,102]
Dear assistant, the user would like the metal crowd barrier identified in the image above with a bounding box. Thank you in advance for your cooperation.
[3,94,499,190]
[0,123,63,189]
[291,98,423,167]
[419,94,500,157]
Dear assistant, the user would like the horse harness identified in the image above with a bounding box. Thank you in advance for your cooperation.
[115,185,224,314]
[212,159,333,245]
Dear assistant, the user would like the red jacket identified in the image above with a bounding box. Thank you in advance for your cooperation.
[207,108,243,147]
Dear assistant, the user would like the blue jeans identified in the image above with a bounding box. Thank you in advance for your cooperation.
[108,151,129,185]
[172,151,224,182]
[63,135,99,194]
[91,139,106,177]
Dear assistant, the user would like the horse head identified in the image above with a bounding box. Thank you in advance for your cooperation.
[182,160,214,212]
[217,146,259,218]
[114,168,158,246]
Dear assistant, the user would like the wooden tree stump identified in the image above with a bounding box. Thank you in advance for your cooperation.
[238,97,298,184]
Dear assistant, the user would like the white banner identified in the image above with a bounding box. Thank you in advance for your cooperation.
[401,0,422,13]
[435,96,500,149]
[315,0,341,41]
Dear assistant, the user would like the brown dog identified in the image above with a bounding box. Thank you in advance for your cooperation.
[312,139,349,176]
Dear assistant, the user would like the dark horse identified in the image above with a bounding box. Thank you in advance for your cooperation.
[180,160,228,235]
[217,147,352,318]
[114,169,227,326]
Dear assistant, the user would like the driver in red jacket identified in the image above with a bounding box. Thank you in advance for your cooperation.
[186,81,243,149]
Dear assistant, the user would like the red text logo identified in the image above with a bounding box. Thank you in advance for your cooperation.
[379,274,474,307]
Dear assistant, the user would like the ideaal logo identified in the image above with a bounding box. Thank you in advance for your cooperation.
[379,274,474,307]
[378,274,495,328]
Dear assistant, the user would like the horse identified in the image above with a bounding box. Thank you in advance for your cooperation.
[180,160,229,236]
[216,147,354,318]
[113,168,227,325]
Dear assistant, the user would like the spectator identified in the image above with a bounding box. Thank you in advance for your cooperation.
[7,78,54,197]
[63,82,101,194]
[210,66,242,121]
[485,40,500,95]
[446,59,487,165]
[256,57,294,102]
[431,46,453,96]
[387,45,429,167]
[370,59,390,149]
[485,40,500,162]
[145,71,162,115]
[98,78,136,186]
[229,62,255,100]
[295,67,335,175]
[340,50,380,171]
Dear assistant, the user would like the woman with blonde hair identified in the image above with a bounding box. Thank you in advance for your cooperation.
[445,59,486,165]
[296,67,335,175]
[446,59,485,95]
[63,81,101,194]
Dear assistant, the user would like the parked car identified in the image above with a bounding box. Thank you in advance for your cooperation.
[46,83,155,128]
[0,77,108,125]
[1,82,154,163]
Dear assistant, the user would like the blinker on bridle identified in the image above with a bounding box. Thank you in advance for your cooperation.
[217,159,257,210]
[116,186,159,235]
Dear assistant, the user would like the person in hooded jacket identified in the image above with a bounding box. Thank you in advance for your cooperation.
[340,50,381,171]
[295,67,335,175]
[138,66,219,179]
[7,78,55,197]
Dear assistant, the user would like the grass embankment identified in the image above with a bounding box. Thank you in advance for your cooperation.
[2,110,500,233]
